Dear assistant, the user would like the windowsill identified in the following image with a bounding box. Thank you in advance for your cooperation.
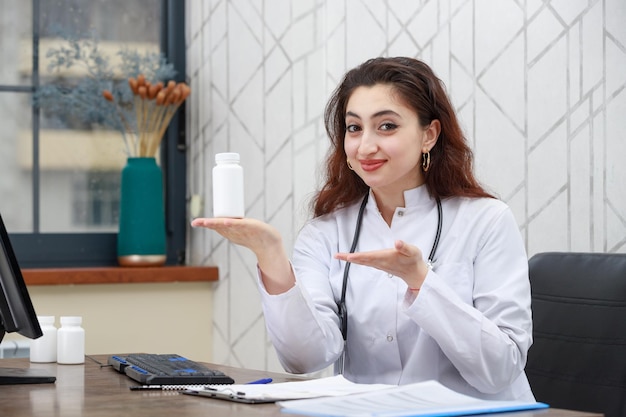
[22,265,219,286]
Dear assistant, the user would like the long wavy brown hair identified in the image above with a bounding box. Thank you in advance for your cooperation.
[313,56,494,217]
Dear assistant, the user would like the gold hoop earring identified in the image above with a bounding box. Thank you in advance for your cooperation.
[347,159,354,170]
[422,152,431,172]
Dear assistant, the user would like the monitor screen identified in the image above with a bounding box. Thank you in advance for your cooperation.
[0,212,55,384]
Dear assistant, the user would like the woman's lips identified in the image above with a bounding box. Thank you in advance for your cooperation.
[359,160,385,172]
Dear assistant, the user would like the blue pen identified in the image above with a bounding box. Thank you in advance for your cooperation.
[245,378,272,385]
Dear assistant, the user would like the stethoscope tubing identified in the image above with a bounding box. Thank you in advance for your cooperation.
[337,191,442,373]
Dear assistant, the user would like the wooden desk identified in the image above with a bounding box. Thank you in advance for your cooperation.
[0,356,603,417]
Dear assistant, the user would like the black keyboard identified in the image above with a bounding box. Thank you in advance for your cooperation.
[108,354,235,385]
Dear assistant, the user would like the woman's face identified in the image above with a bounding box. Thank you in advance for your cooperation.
[344,84,439,196]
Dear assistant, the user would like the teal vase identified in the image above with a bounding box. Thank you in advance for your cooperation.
[117,157,166,266]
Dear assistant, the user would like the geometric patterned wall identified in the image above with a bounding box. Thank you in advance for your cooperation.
[185,0,626,373]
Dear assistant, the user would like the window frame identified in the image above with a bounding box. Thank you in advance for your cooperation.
[3,0,187,268]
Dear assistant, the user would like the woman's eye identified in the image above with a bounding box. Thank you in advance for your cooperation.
[380,122,398,131]
[346,124,361,133]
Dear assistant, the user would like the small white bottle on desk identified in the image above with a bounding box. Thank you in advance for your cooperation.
[213,152,245,218]
[30,316,57,363]
[57,316,85,364]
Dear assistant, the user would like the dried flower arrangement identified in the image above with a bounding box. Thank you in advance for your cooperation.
[35,33,189,157]
[103,75,190,157]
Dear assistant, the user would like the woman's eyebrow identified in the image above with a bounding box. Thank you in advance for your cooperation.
[374,109,401,118]
[345,109,401,119]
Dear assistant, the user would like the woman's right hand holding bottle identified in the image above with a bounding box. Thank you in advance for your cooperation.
[191,217,295,294]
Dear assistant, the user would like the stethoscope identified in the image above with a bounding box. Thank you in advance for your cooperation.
[336,191,443,374]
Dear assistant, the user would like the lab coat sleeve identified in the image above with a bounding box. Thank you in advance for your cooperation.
[257,223,345,374]
[407,207,532,395]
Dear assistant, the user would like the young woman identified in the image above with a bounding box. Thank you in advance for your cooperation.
[192,57,534,401]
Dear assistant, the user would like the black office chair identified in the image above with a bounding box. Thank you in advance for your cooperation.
[525,252,626,417]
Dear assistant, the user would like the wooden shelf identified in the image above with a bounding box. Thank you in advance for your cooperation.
[22,265,219,286]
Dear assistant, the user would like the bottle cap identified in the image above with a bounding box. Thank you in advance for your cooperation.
[215,152,240,163]
[60,316,82,325]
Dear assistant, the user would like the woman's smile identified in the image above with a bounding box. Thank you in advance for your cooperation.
[359,159,386,172]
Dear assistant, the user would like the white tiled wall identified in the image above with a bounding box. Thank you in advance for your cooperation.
[185,0,626,372]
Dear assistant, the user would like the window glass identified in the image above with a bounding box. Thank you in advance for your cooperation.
[0,92,34,232]
[36,0,160,233]
[72,171,120,229]
[0,1,32,86]
[0,0,184,267]
[40,0,160,42]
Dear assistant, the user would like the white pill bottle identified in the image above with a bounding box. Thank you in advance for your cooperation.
[57,316,85,364]
[212,152,245,218]
[30,316,57,363]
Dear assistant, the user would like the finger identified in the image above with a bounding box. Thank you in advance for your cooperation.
[334,253,358,263]
[394,240,414,257]
[335,252,358,263]
[190,218,209,227]
[335,249,394,265]
[334,252,357,261]
[191,218,223,228]
[191,217,236,229]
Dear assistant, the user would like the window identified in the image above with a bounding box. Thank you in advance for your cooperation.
[0,0,187,267]
[72,172,120,229]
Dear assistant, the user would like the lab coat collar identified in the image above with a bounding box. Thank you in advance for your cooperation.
[367,185,435,212]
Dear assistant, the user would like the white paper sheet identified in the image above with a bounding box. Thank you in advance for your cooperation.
[277,379,549,417]
[197,374,393,401]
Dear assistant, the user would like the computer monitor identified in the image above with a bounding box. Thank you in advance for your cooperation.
[0,212,55,384]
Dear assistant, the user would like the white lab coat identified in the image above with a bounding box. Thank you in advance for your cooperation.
[258,186,535,401]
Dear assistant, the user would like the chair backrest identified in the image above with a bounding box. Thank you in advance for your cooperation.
[526,252,626,417]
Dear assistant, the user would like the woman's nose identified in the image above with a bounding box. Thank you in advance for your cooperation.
[358,130,378,155]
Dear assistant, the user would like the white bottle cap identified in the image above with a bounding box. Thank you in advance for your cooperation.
[215,152,240,163]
